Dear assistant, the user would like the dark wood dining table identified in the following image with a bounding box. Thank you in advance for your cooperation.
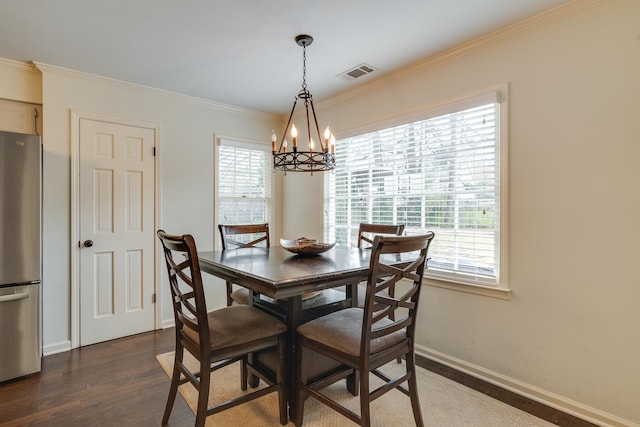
[198,245,373,299]
[198,244,376,418]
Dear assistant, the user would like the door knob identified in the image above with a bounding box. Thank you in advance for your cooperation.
[83,240,94,248]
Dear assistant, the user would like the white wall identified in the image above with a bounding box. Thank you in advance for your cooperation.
[0,60,282,353]
[285,1,639,425]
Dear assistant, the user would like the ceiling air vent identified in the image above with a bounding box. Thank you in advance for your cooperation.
[338,63,377,81]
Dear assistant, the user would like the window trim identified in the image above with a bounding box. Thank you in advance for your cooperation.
[324,85,510,298]
[214,135,274,249]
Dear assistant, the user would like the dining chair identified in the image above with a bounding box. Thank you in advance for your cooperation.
[357,223,406,249]
[293,232,435,427]
[357,223,407,365]
[355,223,405,308]
[157,230,288,427]
[218,223,271,306]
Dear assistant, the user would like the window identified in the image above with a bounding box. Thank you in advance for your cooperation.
[324,90,506,288]
[217,138,272,227]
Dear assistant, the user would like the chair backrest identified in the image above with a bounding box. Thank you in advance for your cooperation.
[218,223,270,250]
[157,230,210,353]
[361,232,434,357]
[357,223,405,249]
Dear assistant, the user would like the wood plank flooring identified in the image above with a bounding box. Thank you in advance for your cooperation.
[0,329,192,427]
[0,329,597,426]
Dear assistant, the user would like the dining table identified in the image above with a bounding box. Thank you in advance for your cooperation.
[198,245,371,417]
[197,244,412,419]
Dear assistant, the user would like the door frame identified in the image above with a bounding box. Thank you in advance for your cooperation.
[70,110,162,349]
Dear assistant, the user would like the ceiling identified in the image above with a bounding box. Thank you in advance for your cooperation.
[0,0,569,115]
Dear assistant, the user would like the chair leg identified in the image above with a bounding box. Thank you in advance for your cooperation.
[347,370,359,396]
[161,348,183,425]
[240,355,248,391]
[225,281,234,306]
[277,335,288,425]
[359,368,371,427]
[195,358,211,427]
[406,353,424,427]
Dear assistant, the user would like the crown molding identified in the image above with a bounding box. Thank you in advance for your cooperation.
[32,61,279,121]
[317,0,604,110]
[0,57,40,73]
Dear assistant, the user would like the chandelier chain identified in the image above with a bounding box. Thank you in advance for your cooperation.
[301,45,307,91]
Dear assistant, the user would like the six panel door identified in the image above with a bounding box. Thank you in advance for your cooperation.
[79,118,155,346]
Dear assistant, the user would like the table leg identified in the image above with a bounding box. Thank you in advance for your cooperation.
[247,291,260,388]
[285,295,303,421]
[345,283,359,396]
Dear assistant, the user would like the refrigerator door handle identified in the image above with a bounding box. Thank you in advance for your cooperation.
[0,292,29,303]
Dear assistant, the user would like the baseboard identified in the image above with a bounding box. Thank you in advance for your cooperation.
[43,340,72,356]
[415,345,637,427]
[160,318,175,329]
[44,321,174,356]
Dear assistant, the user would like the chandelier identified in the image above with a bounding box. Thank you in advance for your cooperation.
[272,34,335,173]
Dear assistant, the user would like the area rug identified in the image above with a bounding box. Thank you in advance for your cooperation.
[156,352,554,427]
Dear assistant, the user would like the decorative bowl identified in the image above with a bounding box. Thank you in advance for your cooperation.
[280,237,336,256]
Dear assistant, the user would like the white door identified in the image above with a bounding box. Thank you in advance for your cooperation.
[79,118,156,346]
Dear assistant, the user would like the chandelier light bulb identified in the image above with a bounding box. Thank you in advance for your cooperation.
[291,124,298,149]
[324,127,331,151]
[271,129,277,152]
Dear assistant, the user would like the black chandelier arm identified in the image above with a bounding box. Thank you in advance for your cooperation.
[304,99,313,149]
[276,97,299,153]
[308,96,325,151]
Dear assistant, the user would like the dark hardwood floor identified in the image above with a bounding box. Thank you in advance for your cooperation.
[0,329,193,427]
[0,329,598,426]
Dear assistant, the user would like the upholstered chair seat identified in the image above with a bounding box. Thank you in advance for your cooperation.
[297,307,405,357]
[183,305,287,350]
[228,288,251,305]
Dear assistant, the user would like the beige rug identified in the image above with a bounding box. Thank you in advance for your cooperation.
[156,352,555,427]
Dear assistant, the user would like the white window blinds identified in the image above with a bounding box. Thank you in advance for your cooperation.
[325,92,503,285]
[217,140,271,225]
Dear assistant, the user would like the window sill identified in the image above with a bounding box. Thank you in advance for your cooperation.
[423,277,511,300]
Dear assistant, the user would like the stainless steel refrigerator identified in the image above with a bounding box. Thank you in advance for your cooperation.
[0,130,42,382]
